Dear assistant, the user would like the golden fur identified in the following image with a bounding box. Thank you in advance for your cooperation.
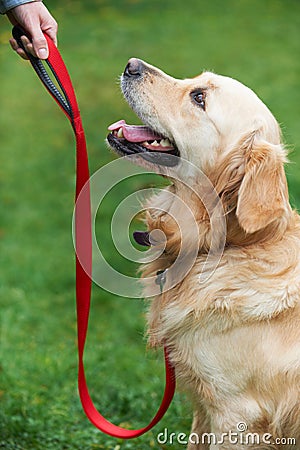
[117,60,300,448]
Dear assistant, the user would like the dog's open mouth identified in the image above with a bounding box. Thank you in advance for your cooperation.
[107,120,180,167]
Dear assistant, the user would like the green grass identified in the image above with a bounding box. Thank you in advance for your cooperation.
[0,0,300,449]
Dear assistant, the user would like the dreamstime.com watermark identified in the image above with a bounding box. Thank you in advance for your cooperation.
[156,423,297,446]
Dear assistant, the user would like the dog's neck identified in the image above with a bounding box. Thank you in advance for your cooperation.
[142,177,293,271]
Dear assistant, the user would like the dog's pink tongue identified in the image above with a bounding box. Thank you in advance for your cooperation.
[108,119,163,142]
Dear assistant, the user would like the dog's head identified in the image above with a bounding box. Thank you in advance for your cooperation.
[107,58,291,236]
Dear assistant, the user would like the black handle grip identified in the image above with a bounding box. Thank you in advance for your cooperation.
[12,25,71,117]
[12,25,37,60]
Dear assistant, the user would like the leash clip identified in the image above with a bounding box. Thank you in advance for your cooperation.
[155,269,168,293]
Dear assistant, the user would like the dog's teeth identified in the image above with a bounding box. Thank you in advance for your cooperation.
[117,128,124,138]
[161,139,172,147]
[152,140,159,147]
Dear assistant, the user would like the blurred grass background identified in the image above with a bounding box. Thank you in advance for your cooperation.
[0,0,300,449]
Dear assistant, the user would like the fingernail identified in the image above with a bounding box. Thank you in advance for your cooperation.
[38,48,48,59]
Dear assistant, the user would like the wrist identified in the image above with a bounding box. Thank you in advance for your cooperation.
[0,0,42,15]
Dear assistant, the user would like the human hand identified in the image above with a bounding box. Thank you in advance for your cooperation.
[7,1,57,60]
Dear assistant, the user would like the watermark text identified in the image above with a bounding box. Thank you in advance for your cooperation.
[157,423,297,446]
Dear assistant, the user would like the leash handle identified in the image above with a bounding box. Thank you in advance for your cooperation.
[12,26,176,438]
[12,26,72,119]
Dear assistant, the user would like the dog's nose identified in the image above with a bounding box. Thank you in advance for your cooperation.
[124,58,144,77]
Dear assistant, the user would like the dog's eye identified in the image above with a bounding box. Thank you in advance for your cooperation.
[191,91,206,110]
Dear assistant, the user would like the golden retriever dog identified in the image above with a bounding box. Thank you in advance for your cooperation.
[107,58,300,449]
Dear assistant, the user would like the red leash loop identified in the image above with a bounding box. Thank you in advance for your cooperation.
[12,27,176,438]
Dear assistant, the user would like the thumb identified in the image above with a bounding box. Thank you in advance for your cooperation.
[31,30,49,59]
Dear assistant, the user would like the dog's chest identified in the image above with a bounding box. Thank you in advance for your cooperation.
[147,255,300,406]
[163,317,257,402]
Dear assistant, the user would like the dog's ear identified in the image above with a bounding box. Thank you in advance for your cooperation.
[236,137,290,234]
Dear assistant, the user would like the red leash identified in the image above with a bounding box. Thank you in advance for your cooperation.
[12,26,176,438]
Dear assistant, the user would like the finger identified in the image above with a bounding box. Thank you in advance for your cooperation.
[20,34,42,59]
[9,38,29,60]
[16,48,29,60]
[11,35,31,55]
[9,38,19,51]
[21,35,34,56]
[20,35,31,45]
[31,31,49,59]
